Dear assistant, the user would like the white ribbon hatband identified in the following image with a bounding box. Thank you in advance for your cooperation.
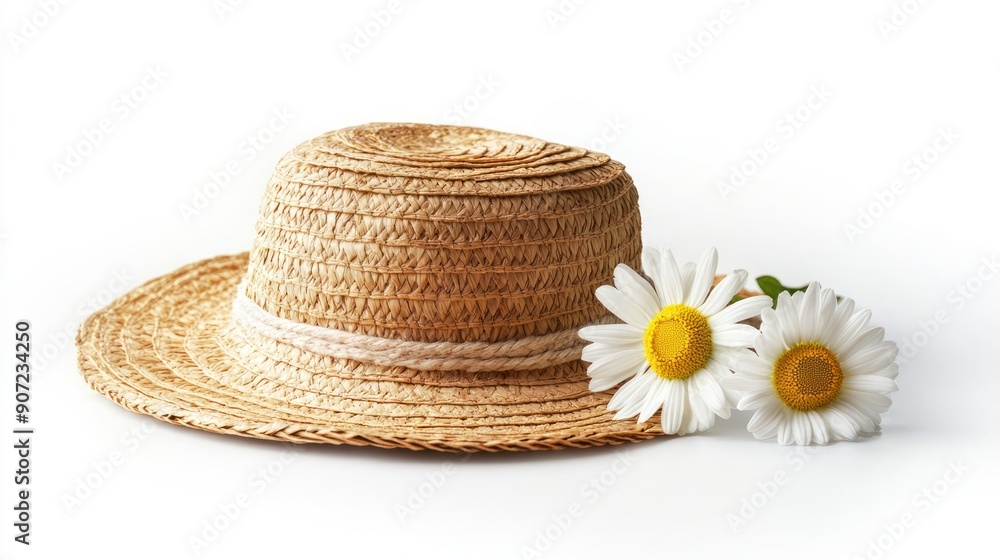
[230,286,595,372]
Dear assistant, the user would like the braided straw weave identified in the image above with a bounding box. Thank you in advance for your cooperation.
[76,123,665,452]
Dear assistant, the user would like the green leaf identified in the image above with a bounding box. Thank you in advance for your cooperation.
[756,275,809,308]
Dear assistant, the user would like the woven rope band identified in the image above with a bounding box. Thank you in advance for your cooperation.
[231,284,599,372]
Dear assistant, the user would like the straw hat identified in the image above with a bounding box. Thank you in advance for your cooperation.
[76,122,666,452]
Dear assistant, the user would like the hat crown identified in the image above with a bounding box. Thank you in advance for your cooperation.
[242,123,641,343]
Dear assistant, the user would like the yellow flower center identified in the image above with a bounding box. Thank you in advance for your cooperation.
[643,304,713,380]
[772,342,843,411]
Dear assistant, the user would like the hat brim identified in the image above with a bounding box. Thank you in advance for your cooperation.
[77,253,664,452]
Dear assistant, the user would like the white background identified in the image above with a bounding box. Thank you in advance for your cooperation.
[2,1,998,558]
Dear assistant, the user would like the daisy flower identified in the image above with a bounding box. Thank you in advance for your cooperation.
[579,247,773,435]
[725,282,899,445]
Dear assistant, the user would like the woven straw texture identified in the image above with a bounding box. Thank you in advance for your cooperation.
[77,123,664,452]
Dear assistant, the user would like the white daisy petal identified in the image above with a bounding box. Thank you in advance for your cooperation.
[836,401,884,431]
[595,285,652,329]
[776,415,796,445]
[706,356,731,377]
[607,370,655,412]
[822,404,860,441]
[589,369,638,392]
[759,306,779,329]
[638,377,672,423]
[705,358,741,406]
[872,362,899,379]
[753,329,787,362]
[685,247,718,307]
[793,412,812,445]
[831,400,878,434]
[679,262,696,301]
[699,269,748,316]
[843,375,898,393]
[838,326,887,362]
[841,342,895,377]
[798,282,823,341]
[826,309,872,356]
[660,378,686,434]
[581,341,623,363]
[711,323,761,347]
[815,287,838,338]
[841,341,899,376]
[687,384,716,430]
[613,264,661,317]
[587,352,637,377]
[791,289,807,305]
[712,400,731,420]
[807,411,830,445]
[578,323,645,345]
[738,388,775,411]
[774,291,801,348]
[613,400,645,421]
[734,355,773,378]
[692,369,727,415]
[842,390,892,415]
[589,360,648,392]
[714,345,755,370]
[641,247,662,287]
[747,404,784,436]
[708,295,772,329]
[724,373,771,393]
[656,248,685,306]
[819,295,856,347]
[679,385,700,435]
[584,344,646,377]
